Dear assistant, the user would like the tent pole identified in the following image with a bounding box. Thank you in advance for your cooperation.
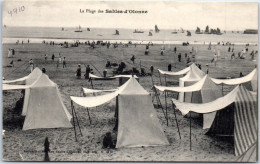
[164,75,167,86]
[86,108,92,124]
[190,112,192,151]
[154,88,167,121]
[73,104,83,136]
[222,83,224,96]
[172,102,181,139]
[71,101,77,142]
[158,71,162,85]
[164,91,168,126]
[154,87,161,107]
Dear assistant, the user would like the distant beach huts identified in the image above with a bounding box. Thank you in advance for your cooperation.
[243,29,258,34]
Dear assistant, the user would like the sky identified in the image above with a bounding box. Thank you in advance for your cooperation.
[2,0,258,31]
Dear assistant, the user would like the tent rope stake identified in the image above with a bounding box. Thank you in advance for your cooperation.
[158,70,162,85]
[171,102,181,140]
[74,106,83,137]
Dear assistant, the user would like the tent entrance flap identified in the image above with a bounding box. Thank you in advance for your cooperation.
[116,95,169,148]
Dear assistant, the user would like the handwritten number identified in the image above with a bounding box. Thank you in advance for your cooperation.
[21,6,25,11]
[8,11,12,16]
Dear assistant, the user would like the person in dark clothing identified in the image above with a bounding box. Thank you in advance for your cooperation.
[76,64,81,79]
[52,54,55,61]
[62,57,66,68]
[185,53,188,58]
[44,137,50,161]
[150,65,154,74]
[103,132,115,149]
[240,72,244,77]
[85,65,90,79]
[130,55,135,64]
[178,53,181,62]
[228,47,231,52]
[42,68,46,73]
[168,64,172,71]
[174,47,177,53]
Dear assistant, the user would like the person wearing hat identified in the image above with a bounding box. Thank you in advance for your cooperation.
[76,64,81,79]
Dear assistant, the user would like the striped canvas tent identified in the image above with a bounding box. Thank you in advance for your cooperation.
[172,85,257,156]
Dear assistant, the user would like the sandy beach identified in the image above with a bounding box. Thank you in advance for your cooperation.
[2,42,258,161]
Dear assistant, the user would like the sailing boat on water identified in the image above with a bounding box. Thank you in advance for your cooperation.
[75,25,83,32]
[155,25,160,33]
[180,28,184,33]
[187,31,191,36]
[133,29,144,33]
[195,27,203,34]
[115,29,120,35]
[171,28,178,34]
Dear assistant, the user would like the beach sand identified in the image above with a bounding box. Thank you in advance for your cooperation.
[2,42,258,161]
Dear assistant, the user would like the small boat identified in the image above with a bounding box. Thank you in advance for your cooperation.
[172,28,178,34]
[180,28,184,33]
[133,29,144,33]
[148,32,152,36]
[155,25,160,33]
[195,27,203,34]
[243,29,258,34]
[115,30,120,35]
[187,31,191,36]
[75,25,83,32]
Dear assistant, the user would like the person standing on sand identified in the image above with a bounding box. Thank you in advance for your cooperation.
[85,65,91,79]
[228,47,231,52]
[130,55,135,64]
[161,49,164,56]
[44,54,47,61]
[150,65,154,75]
[213,54,218,66]
[76,64,81,79]
[178,53,181,62]
[52,54,55,61]
[62,57,66,68]
[168,64,172,71]
[29,59,34,72]
[174,47,177,53]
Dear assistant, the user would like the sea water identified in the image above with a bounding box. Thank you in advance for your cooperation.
[2,27,258,45]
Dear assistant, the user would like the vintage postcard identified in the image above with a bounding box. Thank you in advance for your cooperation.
[2,0,258,162]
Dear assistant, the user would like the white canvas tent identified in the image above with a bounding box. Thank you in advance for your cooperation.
[3,67,42,85]
[154,75,222,129]
[71,77,169,148]
[22,74,72,130]
[211,68,257,92]
[3,73,72,130]
[172,85,257,156]
[158,66,190,76]
[178,64,205,102]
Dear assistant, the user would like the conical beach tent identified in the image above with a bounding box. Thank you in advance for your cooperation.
[178,64,205,102]
[3,67,42,85]
[155,75,222,128]
[172,85,257,156]
[71,77,169,148]
[22,74,72,130]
